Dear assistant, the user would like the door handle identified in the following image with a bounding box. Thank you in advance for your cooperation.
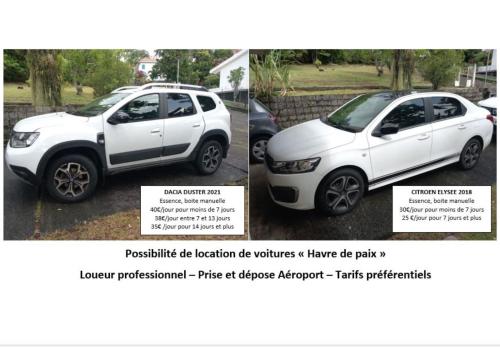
[458,124,467,130]
[417,133,430,141]
[192,123,201,128]
[150,129,161,134]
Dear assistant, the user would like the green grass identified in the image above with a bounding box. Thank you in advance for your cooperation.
[4,83,95,105]
[287,88,384,96]
[288,64,431,90]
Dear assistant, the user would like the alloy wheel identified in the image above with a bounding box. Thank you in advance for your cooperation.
[252,139,268,161]
[463,142,480,168]
[53,162,90,198]
[325,175,361,213]
[202,145,221,170]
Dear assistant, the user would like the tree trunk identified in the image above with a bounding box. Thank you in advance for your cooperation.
[26,50,62,107]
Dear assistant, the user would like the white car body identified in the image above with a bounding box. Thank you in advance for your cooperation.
[265,91,493,211]
[5,83,231,194]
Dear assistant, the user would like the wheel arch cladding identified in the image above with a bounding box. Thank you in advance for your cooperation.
[314,165,369,206]
[470,135,484,148]
[36,141,107,182]
[196,130,229,158]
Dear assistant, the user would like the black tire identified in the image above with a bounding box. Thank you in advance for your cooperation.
[195,140,224,175]
[45,154,98,203]
[316,168,365,216]
[459,138,482,170]
[250,135,270,163]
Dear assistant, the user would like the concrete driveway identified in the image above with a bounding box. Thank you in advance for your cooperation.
[3,109,248,240]
[249,142,496,240]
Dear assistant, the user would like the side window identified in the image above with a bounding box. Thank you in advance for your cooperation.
[432,97,465,121]
[382,98,426,130]
[167,93,196,117]
[120,94,159,121]
[196,95,217,112]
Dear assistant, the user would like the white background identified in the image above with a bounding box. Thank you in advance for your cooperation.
[1,0,499,345]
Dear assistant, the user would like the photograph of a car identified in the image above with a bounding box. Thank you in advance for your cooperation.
[249,97,279,162]
[6,83,232,202]
[266,91,494,215]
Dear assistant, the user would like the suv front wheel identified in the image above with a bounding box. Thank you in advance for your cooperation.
[45,154,98,202]
[195,140,223,175]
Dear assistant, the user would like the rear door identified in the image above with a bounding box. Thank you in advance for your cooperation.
[161,92,205,160]
[428,96,471,160]
[104,93,164,168]
[368,98,432,179]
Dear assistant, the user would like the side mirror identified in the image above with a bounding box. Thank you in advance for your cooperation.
[373,123,399,137]
[108,110,131,125]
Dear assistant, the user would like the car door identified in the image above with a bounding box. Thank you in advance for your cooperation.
[161,92,205,160]
[428,96,470,160]
[367,97,432,179]
[104,93,165,168]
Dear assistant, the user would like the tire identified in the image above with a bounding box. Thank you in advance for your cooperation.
[195,140,224,175]
[45,154,98,203]
[459,138,482,170]
[316,168,365,216]
[250,135,270,163]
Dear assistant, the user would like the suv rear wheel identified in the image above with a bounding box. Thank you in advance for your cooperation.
[195,140,223,175]
[316,168,365,216]
[45,154,98,202]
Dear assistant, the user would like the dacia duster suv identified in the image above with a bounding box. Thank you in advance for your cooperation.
[5,83,232,202]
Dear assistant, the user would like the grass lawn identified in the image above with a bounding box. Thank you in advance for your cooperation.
[4,82,95,105]
[289,64,431,89]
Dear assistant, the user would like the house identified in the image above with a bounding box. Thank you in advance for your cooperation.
[210,49,249,104]
[136,56,157,79]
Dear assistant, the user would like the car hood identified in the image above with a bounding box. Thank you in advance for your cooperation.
[478,97,497,109]
[267,118,356,161]
[13,112,90,132]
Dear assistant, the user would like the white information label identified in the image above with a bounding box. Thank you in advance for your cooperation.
[393,186,491,233]
[141,186,245,235]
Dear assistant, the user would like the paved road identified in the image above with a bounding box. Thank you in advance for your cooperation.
[3,109,248,240]
[250,142,497,240]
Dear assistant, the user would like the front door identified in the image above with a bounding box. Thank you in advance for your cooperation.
[368,98,432,179]
[104,93,164,168]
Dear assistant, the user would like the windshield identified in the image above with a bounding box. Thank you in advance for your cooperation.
[321,93,397,132]
[71,93,130,117]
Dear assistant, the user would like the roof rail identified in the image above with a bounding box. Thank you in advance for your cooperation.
[138,82,208,92]
[111,86,140,93]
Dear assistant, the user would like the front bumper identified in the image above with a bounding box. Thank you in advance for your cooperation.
[265,167,322,210]
[5,143,41,185]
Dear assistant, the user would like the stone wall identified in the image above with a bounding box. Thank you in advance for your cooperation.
[3,103,80,143]
[266,88,494,129]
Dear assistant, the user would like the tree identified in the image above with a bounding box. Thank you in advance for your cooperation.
[84,50,132,96]
[4,50,28,83]
[61,50,96,94]
[26,50,63,106]
[372,50,391,77]
[152,50,196,83]
[122,49,149,66]
[418,50,464,90]
[228,67,245,101]
[390,49,415,90]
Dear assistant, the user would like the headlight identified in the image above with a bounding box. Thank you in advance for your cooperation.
[270,157,321,174]
[10,132,40,148]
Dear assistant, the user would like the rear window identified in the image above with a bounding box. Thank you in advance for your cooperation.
[251,99,270,113]
[197,95,217,112]
[432,97,466,121]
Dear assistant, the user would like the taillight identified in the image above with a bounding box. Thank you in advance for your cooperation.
[487,114,495,123]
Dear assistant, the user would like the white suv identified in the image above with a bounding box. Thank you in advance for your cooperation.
[265,91,494,215]
[6,83,232,202]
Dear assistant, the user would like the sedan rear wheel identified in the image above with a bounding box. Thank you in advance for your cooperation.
[459,138,482,170]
